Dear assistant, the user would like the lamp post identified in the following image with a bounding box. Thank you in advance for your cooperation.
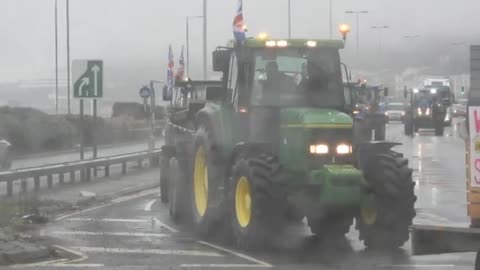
[54,0,59,114]
[345,10,368,54]
[186,16,204,77]
[288,0,291,38]
[371,25,390,56]
[202,0,207,80]
[66,0,71,114]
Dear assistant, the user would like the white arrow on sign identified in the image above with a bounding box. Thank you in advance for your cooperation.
[91,65,100,97]
[79,77,90,97]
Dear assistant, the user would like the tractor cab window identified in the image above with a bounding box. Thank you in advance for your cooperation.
[251,47,343,108]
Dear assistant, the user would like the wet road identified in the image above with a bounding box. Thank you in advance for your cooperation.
[30,120,476,269]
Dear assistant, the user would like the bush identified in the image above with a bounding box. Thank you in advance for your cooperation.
[0,107,75,153]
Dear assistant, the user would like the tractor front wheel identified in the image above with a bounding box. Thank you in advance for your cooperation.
[356,151,416,250]
[404,116,414,136]
[229,154,281,250]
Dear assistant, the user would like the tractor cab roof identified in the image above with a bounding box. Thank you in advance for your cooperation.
[228,38,345,49]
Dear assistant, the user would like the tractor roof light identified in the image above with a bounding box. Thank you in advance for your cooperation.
[306,41,318,47]
[430,88,437,94]
[276,40,289,47]
[266,40,277,47]
[257,32,269,40]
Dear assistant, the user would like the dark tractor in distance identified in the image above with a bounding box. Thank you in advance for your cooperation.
[350,81,389,142]
[404,87,452,136]
[160,37,416,251]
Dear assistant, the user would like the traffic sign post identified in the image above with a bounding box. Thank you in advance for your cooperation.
[72,60,104,161]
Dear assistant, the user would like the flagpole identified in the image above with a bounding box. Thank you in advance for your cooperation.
[202,0,207,80]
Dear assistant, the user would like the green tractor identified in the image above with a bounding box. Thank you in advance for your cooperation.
[161,37,416,250]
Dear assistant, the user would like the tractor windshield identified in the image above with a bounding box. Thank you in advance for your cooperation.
[251,47,344,109]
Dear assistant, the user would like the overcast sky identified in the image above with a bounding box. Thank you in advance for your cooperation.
[0,0,478,82]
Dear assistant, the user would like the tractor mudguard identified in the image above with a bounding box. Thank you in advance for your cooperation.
[356,141,401,170]
[227,142,274,173]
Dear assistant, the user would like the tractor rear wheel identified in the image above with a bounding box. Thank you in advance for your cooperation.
[356,151,416,250]
[229,154,281,250]
[374,124,386,141]
[191,126,219,236]
[168,157,190,224]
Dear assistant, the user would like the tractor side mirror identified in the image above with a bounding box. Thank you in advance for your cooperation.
[384,87,389,97]
[206,87,225,101]
[162,85,172,101]
[212,50,231,72]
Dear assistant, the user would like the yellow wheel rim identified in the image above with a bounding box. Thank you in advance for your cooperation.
[194,146,208,217]
[235,176,252,228]
[361,196,377,225]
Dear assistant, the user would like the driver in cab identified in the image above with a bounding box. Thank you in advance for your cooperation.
[262,61,297,94]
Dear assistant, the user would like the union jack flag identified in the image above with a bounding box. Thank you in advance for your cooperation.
[175,46,185,82]
[166,45,174,99]
[232,0,246,42]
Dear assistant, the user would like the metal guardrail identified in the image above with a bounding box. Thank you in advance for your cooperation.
[0,150,162,197]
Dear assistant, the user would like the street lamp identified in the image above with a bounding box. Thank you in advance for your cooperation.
[371,25,389,56]
[186,16,204,77]
[404,35,420,39]
[345,10,368,55]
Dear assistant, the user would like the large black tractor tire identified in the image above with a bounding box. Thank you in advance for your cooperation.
[168,157,191,224]
[308,213,353,239]
[229,154,281,250]
[404,117,414,136]
[434,120,444,136]
[475,249,480,270]
[190,126,220,236]
[356,151,416,250]
[160,155,170,203]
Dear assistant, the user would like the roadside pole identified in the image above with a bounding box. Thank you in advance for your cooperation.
[93,99,98,176]
[79,99,84,160]
[149,81,156,153]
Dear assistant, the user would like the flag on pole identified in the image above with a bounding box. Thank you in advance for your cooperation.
[166,45,174,99]
[232,0,246,42]
[175,46,185,82]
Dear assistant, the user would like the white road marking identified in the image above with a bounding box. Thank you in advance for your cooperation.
[153,217,179,233]
[67,218,148,223]
[51,231,168,238]
[56,188,158,221]
[144,199,157,211]
[71,246,223,257]
[197,241,273,268]
[378,265,455,268]
[45,264,104,268]
[180,264,269,268]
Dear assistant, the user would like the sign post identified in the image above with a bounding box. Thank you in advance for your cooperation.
[73,60,104,162]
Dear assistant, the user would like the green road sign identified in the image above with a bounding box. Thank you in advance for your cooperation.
[73,60,103,98]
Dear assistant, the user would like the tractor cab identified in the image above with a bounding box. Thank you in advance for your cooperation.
[211,38,354,165]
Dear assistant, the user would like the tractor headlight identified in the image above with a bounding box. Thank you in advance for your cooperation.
[336,144,352,155]
[417,108,422,115]
[309,144,329,154]
[353,110,360,115]
[426,108,430,115]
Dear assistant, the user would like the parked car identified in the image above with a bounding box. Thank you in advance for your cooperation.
[385,102,406,122]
